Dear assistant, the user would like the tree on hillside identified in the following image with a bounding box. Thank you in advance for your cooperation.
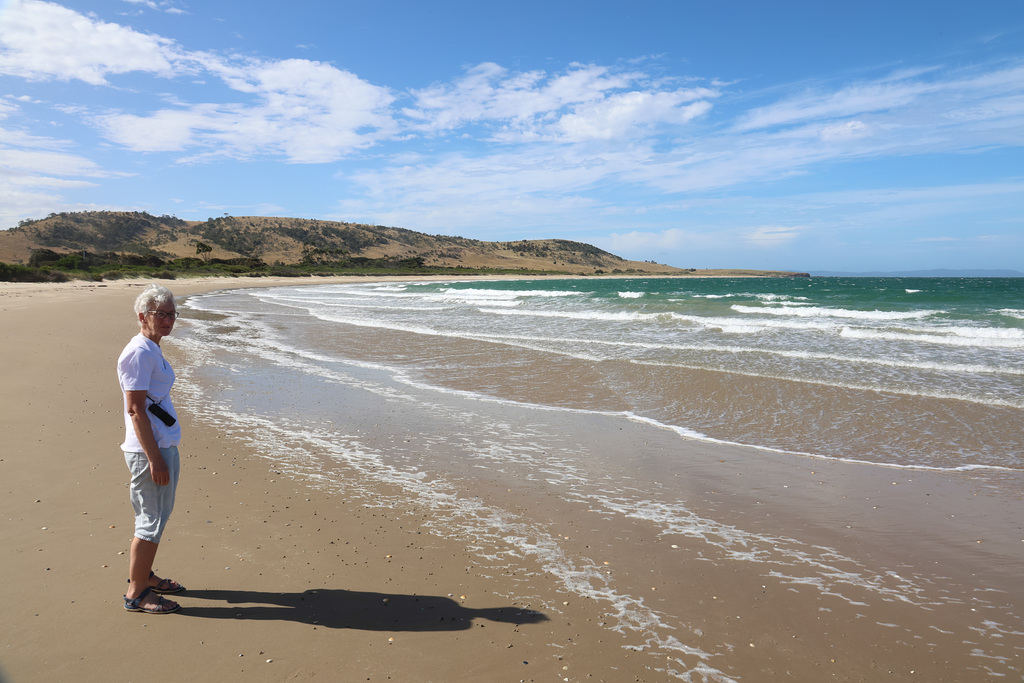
[195,241,213,263]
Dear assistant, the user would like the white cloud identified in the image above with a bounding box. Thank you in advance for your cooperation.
[0,114,112,177]
[342,148,613,212]
[0,0,186,84]
[735,61,1024,141]
[613,61,1024,196]
[735,78,932,133]
[0,98,17,118]
[745,225,802,247]
[98,107,209,152]
[1,147,107,177]
[0,3,396,162]
[332,55,1024,232]
[819,120,870,142]
[404,63,628,133]
[98,58,396,162]
[554,91,713,142]
[404,62,718,141]
[122,0,186,13]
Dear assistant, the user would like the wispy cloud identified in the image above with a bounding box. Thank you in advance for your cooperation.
[403,62,718,142]
[745,225,803,247]
[122,0,187,14]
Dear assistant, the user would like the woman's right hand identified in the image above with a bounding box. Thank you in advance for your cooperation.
[149,454,170,486]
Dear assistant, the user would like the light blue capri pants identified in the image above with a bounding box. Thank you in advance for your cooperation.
[124,446,180,544]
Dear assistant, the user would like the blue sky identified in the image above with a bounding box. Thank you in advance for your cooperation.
[1,0,1023,272]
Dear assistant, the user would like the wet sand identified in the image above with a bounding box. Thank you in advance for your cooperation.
[1,277,1022,682]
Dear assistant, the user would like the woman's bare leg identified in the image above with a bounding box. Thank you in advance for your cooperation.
[126,537,178,610]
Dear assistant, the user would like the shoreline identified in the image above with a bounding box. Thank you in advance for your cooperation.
[0,267,811,295]
[2,277,1022,682]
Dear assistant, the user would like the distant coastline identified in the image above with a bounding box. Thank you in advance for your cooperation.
[811,268,1024,277]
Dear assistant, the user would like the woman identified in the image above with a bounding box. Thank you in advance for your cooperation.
[117,284,186,614]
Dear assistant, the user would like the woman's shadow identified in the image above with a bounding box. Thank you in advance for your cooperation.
[182,588,549,631]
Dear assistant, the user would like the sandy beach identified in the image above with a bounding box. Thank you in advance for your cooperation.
[2,277,1022,682]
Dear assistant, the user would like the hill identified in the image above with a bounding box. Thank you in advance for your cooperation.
[0,211,809,278]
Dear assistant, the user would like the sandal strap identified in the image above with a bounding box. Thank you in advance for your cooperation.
[125,586,153,608]
[154,576,184,592]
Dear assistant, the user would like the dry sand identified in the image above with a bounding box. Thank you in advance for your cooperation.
[2,277,1022,682]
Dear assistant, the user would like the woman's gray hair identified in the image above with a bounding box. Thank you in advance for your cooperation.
[134,284,176,322]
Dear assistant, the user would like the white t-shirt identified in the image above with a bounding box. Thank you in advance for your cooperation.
[117,333,181,452]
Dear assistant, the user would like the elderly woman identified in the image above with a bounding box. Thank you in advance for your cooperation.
[117,284,186,614]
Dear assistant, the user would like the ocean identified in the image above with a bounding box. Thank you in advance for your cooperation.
[174,276,1024,680]
[181,276,1023,470]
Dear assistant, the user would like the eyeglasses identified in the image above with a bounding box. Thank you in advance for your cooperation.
[146,310,180,320]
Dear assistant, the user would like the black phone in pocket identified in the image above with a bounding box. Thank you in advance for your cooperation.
[148,402,176,427]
